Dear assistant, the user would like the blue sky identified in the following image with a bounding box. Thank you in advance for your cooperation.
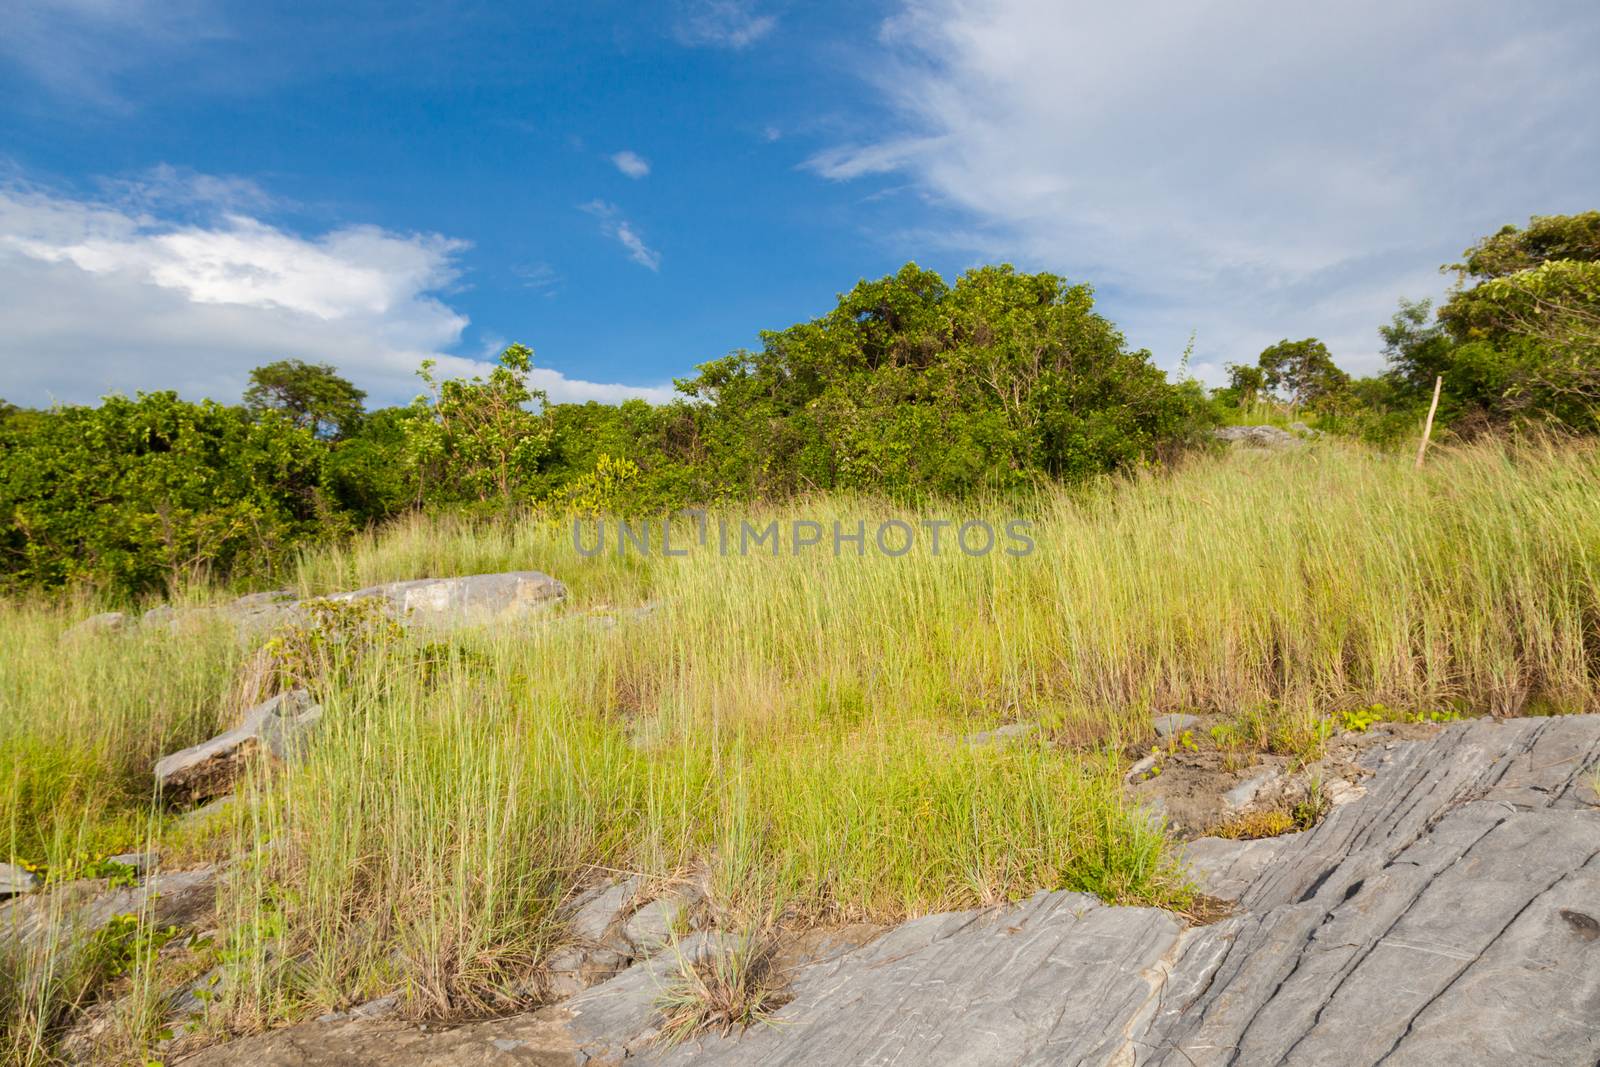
[2,0,1597,407]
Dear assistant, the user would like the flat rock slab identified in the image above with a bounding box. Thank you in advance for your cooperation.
[174,716,1600,1067]
[0,861,41,897]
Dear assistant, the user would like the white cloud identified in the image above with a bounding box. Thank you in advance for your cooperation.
[610,150,651,179]
[0,178,676,406]
[581,200,662,271]
[813,0,1600,381]
[675,0,777,49]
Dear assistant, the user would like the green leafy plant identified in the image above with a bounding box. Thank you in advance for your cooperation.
[260,596,403,695]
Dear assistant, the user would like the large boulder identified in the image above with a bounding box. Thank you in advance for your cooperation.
[154,690,323,805]
[324,571,566,629]
[1212,424,1304,449]
[62,572,567,643]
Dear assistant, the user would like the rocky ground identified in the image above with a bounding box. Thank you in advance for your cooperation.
[138,714,1600,1066]
[14,573,1600,1065]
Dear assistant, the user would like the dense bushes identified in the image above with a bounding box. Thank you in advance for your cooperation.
[0,393,327,594]
[1,264,1211,598]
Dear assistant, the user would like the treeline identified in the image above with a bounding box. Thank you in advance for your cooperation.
[2,214,1595,598]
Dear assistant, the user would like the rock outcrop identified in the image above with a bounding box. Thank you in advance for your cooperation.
[1,867,217,948]
[173,715,1600,1066]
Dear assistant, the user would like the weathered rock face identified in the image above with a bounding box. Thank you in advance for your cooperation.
[154,689,323,805]
[1141,713,1600,1067]
[159,716,1600,1067]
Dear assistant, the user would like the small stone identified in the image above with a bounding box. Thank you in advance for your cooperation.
[350,993,399,1018]
[1223,768,1277,810]
[1152,713,1200,738]
[1126,753,1160,783]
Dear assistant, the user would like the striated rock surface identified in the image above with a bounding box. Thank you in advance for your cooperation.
[174,716,1600,1067]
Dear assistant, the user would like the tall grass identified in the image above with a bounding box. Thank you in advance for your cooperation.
[3,437,1599,1057]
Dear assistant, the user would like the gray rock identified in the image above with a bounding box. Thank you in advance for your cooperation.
[61,611,128,640]
[154,690,322,805]
[1,867,217,948]
[324,571,566,629]
[1180,835,1290,902]
[1,861,40,897]
[106,851,156,875]
[620,883,708,956]
[1141,714,1600,1065]
[534,876,646,1000]
[1152,713,1200,738]
[1212,424,1304,449]
[649,895,1185,1067]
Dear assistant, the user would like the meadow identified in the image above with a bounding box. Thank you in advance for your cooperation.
[4,436,1600,1061]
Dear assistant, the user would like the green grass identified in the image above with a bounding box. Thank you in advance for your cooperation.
[4,436,1600,1060]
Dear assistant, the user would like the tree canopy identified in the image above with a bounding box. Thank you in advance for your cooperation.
[243,359,367,439]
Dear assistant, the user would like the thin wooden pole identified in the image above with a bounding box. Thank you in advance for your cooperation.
[1415,375,1443,469]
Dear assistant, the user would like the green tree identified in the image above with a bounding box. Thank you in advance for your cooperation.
[1256,338,1350,410]
[1427,212,1600,433]
[676,263,1211,496]
[244,359,367,439]
[408,344,552,507]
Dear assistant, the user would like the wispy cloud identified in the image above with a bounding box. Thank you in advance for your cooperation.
[0,173,674,406]
[581,200,662,271]
[813,0,1600,381]
[512,261,561,296]
[674,0,776,49]
[610,150,651,179]
[0,0,226,106]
